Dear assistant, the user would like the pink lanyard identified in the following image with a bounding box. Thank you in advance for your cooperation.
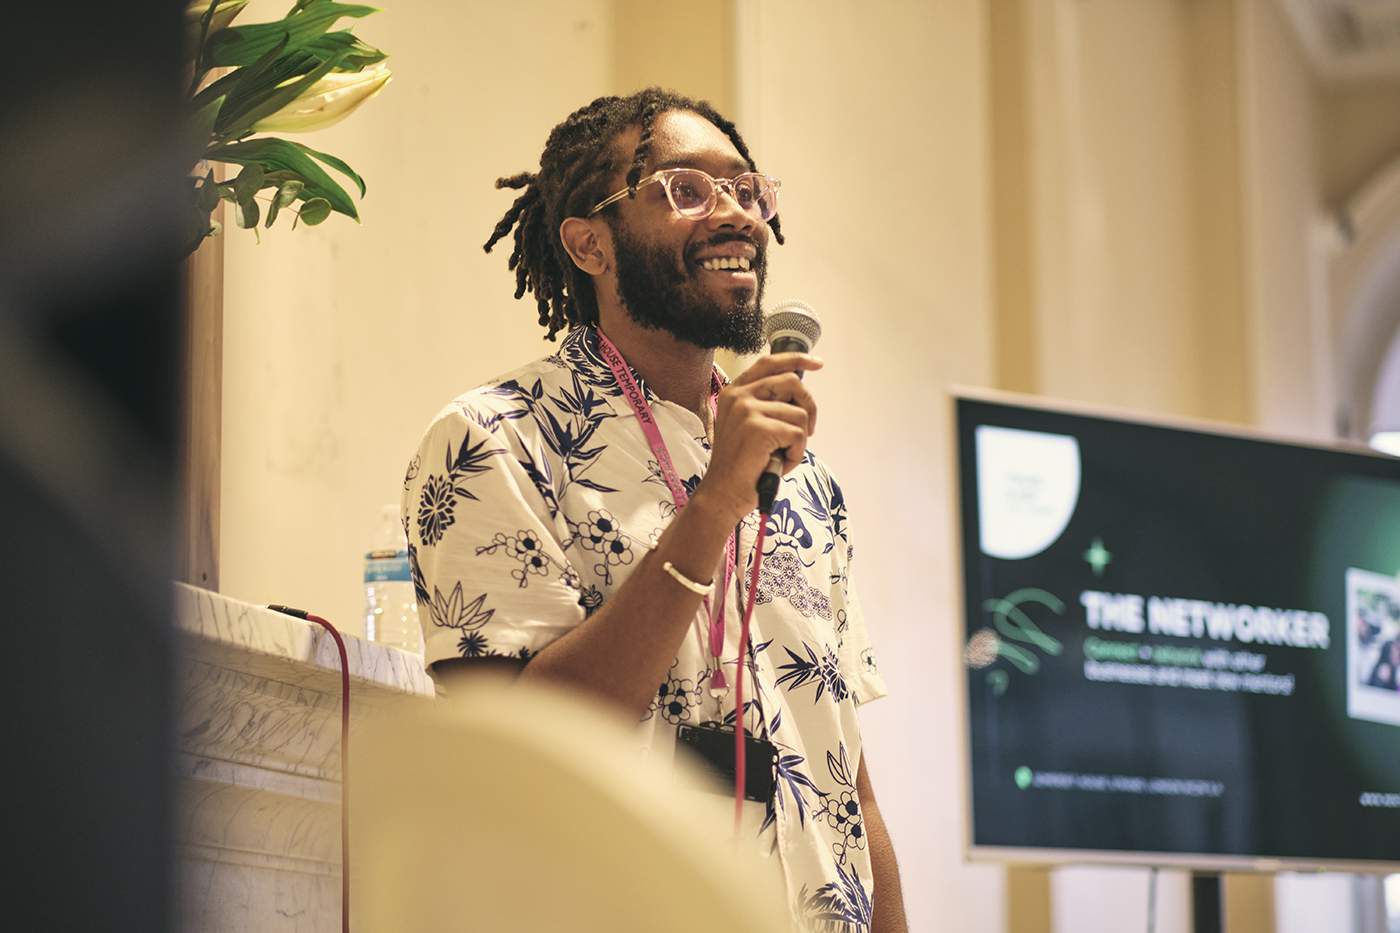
[595,328,738,694]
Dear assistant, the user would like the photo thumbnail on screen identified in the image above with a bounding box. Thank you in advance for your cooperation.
[1349,568,1400,728]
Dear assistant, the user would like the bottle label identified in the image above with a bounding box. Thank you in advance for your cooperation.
[365,550,411,583]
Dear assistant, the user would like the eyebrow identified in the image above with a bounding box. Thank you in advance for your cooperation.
[653,157,752,176]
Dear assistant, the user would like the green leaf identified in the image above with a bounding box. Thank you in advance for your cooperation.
[191,31,291,119]
[215,0,251,28]
[298,197,332,226]
[203,33,383,124]
[304,30,387,70]
[182,175,215,257]
[264,180,305,228]
[213,49,346,143]
[190,0,222,87]
[204,1,380,68]
[259,169,310,189]
[191,68,247,117]
[185,94,224,169]
[234,195,260,229]
[231,162,265,203]
[187,0,251,51]
[290,141,365,197]
[207,136,359,221]
[275,180,305,205]
[195,170,222,213]
[201,50,319,129]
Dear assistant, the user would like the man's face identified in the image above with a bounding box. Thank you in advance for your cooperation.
[603,110,770,353]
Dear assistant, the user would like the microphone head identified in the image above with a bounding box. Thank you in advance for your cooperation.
[764,300,822,353]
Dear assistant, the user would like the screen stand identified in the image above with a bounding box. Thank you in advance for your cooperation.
[1191,873,1222,933]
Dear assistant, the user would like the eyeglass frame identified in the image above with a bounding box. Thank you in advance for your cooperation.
[586,167,781,222]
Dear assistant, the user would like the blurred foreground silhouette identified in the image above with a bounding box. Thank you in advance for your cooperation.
[1,2,187,930]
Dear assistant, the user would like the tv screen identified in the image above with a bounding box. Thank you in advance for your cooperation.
[954,390,1400,869]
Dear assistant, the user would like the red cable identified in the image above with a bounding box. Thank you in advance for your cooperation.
[270,606,350,933]
[734,514,769,839]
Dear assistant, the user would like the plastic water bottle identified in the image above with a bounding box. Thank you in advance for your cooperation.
[364,504,422,653]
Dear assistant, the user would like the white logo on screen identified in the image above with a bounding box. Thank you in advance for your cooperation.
[976,425,1082,560]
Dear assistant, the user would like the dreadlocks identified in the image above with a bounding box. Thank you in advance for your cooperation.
[482,87,784,341]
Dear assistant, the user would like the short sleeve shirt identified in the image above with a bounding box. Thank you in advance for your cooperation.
[403,326,887,931]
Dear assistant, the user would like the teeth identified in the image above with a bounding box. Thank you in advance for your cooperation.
[700,257,752,272]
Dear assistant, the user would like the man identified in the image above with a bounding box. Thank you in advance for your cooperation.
[404,88,907,932]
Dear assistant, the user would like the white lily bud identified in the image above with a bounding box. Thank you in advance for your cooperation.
[252,64,392,135]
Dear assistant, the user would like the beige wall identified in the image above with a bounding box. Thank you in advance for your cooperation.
[984,0,1400,443]
[614,0,734,112]
[1318,76,1400,209]
[992,0,1252,425]
[1312,43,1400,447]
[1236,1,1400,444]
[748,3,1002,931]
[1024,0,1202,416]
[1238,0,1329,440]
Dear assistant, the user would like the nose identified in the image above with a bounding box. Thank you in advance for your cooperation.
[706,182,758,232]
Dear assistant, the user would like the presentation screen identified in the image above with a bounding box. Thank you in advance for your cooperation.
[955,391,1400,869]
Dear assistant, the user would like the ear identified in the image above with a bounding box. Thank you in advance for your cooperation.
[559,216,610,276]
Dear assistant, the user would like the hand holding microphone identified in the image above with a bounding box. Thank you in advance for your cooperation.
[757,301,822,513]
[699,301,823,523]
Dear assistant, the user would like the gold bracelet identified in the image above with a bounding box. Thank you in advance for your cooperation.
[661,560,715,598]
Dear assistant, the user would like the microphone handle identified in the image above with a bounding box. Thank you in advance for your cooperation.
[756,337,812,513]
[757,459,783,514]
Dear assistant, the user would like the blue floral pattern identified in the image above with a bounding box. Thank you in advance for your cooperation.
[475,529,567,587]
[577,584,603,617]
[817,744,866,864]
[776,642,851,704]
[644,462,703,519]
[417,434,507,546]
[800,859,873,933]
[403,325,886,928]
[644,662,699,725]
[566,509,635,584]
[757,547,833,620]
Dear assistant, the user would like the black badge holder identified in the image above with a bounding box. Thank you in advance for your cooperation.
[675,721,778,803]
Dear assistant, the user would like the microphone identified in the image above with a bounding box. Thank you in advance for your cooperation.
[756,300,822,513]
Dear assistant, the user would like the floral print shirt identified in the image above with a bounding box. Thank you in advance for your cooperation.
[403,326,887,931]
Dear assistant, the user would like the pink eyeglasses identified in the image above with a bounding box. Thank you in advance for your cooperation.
[588,167,781,222]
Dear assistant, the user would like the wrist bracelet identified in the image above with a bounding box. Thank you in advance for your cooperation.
[661,560,715,598]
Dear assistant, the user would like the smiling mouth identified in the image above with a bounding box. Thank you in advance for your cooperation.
[699,256,753,272]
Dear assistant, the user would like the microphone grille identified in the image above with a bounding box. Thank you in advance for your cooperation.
[764,299,822,349]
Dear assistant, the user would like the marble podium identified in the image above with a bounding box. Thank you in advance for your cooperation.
[172,583,435,933]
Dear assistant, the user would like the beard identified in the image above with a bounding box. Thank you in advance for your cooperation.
[608,220,767,354]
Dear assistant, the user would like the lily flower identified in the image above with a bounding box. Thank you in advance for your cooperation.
[252,63,392,134]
